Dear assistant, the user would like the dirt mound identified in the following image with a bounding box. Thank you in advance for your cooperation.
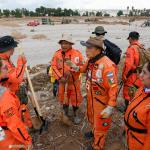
[11,31,27,40]
[0,20,20,27]
[32,34,47,40]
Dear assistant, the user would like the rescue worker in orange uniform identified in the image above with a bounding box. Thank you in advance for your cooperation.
[51,34,84,124]
[122,32,143,108]
[0,58,32,150]
[0,36,32,128]
[65,37,118,150]
[125,61,150,150]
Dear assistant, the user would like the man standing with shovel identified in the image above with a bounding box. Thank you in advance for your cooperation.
[0,36,32,129]
[51,34,84,125]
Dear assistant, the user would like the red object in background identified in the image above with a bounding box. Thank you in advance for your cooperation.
[27,20,40,26]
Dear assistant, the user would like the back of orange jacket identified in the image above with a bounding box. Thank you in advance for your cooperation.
[122,42,142,101]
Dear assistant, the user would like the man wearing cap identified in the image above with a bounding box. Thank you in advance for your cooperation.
[51,34,84,124]
[65,37,118,150]
[122,32,143,108]
[0,36,32,129]
[92,26,107,38]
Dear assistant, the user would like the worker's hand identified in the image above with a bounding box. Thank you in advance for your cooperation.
[59,77,67,84]
[100,106,114,119]
[27,144,33,150]
[65,59,79,72]
[18,55,27,65]
[64,71,71,77]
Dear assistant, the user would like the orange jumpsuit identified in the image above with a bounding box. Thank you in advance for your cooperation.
[80,55,118,150]
[0,53,32,128]
[51,48,84,107]
[125,87,150,150]
[122,42,142,101]
[0,86,32,150]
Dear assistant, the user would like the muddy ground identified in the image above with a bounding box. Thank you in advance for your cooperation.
[28,61,125,150]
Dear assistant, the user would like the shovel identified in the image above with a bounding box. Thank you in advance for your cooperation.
[19,48,49,133]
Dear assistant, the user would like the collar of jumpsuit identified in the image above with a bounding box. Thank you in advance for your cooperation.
[0,53,10,60]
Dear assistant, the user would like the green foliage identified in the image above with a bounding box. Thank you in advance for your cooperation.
[117,10,123,16]
[96,11,103,16]
[3,9,10,17]
[104,13,110,17]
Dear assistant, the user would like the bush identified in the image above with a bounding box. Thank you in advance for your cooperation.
[117,10,124,16]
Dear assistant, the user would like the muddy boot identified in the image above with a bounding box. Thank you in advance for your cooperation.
[84,131,94,140]
[73,106,81,125]
[63,104,69,116]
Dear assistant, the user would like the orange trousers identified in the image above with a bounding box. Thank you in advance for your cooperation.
[86,96,112,150]
[58,80,82,107]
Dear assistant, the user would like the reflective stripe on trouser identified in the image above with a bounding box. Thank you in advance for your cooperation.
[0,130,22,150]
[58,80,82,107]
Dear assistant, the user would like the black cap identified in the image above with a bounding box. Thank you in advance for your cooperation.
[127,32,140,40]
[0,36,18,53]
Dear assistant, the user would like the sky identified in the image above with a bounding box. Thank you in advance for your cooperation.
[0,0,149,10]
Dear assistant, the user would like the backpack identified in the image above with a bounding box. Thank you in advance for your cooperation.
[134,45,150,71]
[104,39,122,65]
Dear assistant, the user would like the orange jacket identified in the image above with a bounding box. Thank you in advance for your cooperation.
[125,87,150,150]
[0,86,31,145]
[0,54,26,93]
[51,48,84,82]
[122,41,141,81]
[81,55,118,108]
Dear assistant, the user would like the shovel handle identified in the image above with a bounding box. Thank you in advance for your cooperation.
[19,47,42,117]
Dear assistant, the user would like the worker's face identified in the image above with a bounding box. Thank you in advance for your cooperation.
[140,63,150,88]
[0,61,8,79]
[60,41,72,52]
[86,46,101,59]
[7,48,15,56]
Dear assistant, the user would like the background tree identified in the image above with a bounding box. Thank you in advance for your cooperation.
[117,10,124,16]
[3,9,10,17]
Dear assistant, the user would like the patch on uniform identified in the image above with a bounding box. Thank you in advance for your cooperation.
[74,57,79,63]
[103,122,108,127]
[107,72,115,85]
[96,70,102,78]
[95,90,101,95]
[4,107,15,118]
[107,72,114,78]
[97,78,103,83]
[98,64,104,69]
[108,78,115,85]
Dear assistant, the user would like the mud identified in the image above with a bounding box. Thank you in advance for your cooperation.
[28,63,125,150]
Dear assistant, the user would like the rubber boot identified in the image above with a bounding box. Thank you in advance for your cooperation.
[84,131,94,140]
[73,106,81,125]
[63,104,69,116]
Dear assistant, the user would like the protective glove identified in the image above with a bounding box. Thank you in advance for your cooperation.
[65,60,79,72]
[100,106,114,118]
